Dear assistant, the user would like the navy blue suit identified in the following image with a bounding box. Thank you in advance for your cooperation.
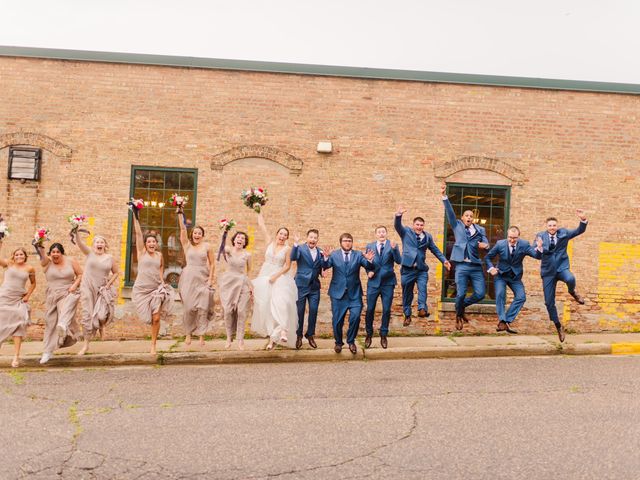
[323,249,373,346]
[486,239,541,323]
[535,221,587,325]
[394,214,447,317]
[443,197,489,316]
[290,243,323,337]
[365,240,401,336]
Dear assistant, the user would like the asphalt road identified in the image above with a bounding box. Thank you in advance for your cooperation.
[2,356,640,479]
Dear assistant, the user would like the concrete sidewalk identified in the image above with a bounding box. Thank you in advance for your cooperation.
[2,333,640,368]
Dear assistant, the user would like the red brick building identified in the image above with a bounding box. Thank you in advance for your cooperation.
[0,46,638,338]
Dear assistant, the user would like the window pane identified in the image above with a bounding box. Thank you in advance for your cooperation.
[165,171,180,190]
[442,184,510,302]
[180,172,195,190]
[134,170,150,188]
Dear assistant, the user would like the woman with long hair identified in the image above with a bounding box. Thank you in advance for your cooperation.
[217,231,252,350]
[36,242,83,364]
[251,212,298,350]
[177,208,215,346]
[0,241,36,367]
[131,211,174,354]
[75,231,118,355]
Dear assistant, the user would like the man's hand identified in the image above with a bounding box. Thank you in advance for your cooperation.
[322,247,332,258]
[535,236,543,250]
[363,249,375,262]
[444,260,452,271]
[441,183,447,196]
[488,267,498,276]
[390,240,397,250]
[293,233,300,244]
[478,242,489,250]
[576,209,587,222]
[396,204,407,216]
[367,271,375,279]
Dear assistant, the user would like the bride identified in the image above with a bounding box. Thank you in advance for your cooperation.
[251,211,298,349]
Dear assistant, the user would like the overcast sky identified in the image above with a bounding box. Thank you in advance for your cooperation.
[1,0,639,84]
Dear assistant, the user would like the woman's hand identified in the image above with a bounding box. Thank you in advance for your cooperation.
[269,274,278,284]
[22,294,31,303]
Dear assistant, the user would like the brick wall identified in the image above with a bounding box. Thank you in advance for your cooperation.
[0,56,639,339]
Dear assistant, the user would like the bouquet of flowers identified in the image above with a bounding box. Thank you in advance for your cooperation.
[240,187,268,213]
[217,217,236,261]
[0,214,9,240]
[33,226,51,247]
[169,193,188,208]
[127,198,145,219]
[68,214,88,244]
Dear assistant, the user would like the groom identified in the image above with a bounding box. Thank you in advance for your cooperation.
[322,234,375,354]
[290,229,324,349]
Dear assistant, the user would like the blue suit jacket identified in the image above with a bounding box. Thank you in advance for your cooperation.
[485,239,541,280]
[323,250,373,301]
[366,240,401,288]
[394,215,446,271]
[443,197,489,264]
[290,243,323,293]
[535,222,587,277]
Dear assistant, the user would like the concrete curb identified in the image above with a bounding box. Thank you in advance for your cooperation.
[0,342,631,369]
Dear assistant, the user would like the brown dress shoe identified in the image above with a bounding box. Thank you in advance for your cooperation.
[334,344,342,353]
[306,335,318,349]
[418,309,429,318]
[348,343,357,355]
[570,292,585,305]
[403,314,412,326]
[364,335,372,348]
[455,315,464,331]
[380,336,388,349]
[462,313,470,323]
[295,335,303,349]
[556,324,566,343]
[497,321,508,332]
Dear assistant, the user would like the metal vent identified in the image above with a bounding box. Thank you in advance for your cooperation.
[8,147,41,181]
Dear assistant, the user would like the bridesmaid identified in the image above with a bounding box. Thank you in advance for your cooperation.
[75,231,118,355]
[131,211,174,354]
[37,242,83,364]
[218,231,252,350]
[177,208,215,346]
[0,241,36,368]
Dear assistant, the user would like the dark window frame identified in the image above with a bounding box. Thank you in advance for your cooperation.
[440,182,511,304]
[8,147,42,181]
[124,165,198,287]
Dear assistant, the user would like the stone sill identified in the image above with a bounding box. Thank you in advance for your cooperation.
[439,302,497,314]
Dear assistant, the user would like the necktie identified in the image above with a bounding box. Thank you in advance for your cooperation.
[550,236,556,252]
[344,252,350,263]
[465,227,471,238]
[379,243,384,256]
[509,245,514,257]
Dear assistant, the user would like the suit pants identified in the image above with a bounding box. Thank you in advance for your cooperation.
[296,288,320,337]
[365,284,394,336]
[400,267,427,316]
[331,296,362,346]
[542,269,576,325]
[494,274,526,323]
[454,262,486,315]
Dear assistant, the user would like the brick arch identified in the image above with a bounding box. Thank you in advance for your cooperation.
[434,156,525,185]
[209,145,303,176]
[0,132,72,159]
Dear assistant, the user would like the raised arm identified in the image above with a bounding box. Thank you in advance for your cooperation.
[394,206,407,238]
[257,212,272,245]
[566,209,588,239]
[177,211,190,251]
[75,230,91,256]
[527,237,543,260]
[37,245,50,268]
[69,258,83,293]
[132,213,145,258]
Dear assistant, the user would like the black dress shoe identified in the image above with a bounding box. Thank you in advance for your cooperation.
[462,313,470,323]
[348,343,357,355]
[570,291,586,305]
[403,314,412,326]
[364,335,372,348]
[455,315,464,331]
[295,335,303,349]
[334,344,342,353]
[497,320,508,332]
[555,324,566,343]
[418,309,429,318]
[380,336,388,349]
[306,335,317,349]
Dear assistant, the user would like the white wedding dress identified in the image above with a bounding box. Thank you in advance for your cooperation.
[251,243,298,348]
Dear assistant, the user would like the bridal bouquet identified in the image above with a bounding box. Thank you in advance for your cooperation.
[127,198,145,219]
[33,226,51,247]
[241,187,268,213]
[0,215,9,240]
[217,217,237,261]
[169,193,188,208]
[68,214,88,244]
